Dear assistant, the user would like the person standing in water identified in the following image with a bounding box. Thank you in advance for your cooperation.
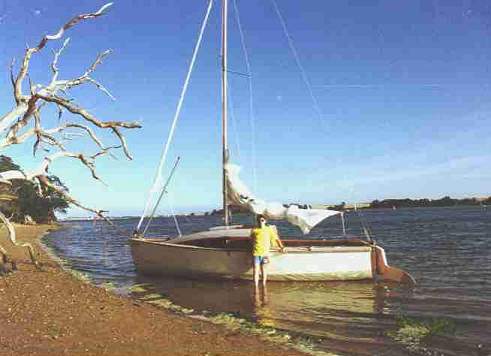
[250,214,285,289]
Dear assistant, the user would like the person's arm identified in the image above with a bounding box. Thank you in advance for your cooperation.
[277,238,285,251]
[271,225,285,251]
[250,229,256,242]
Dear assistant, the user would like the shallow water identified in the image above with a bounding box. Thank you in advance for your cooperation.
[44,207,491,355]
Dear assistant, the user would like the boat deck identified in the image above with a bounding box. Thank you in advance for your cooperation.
[136,235,372,253]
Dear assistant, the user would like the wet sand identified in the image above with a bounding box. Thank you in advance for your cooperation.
[0,224,305,355]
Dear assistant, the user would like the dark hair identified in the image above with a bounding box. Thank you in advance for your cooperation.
[256,214,266,225]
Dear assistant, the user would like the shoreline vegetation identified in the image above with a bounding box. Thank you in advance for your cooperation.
[207,196,490,216]
[357,196,490,210]
[60,196,491,221]
[171,196,491,218]
[2,153,487,223]
[0,225,310,355]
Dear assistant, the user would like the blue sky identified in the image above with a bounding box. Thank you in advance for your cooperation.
[1,0,490,217]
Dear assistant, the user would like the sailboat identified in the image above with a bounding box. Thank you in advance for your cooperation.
[130,0,415,284]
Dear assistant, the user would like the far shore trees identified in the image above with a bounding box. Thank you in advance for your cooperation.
[0,155,69,224]
[368,196,490,209]
[0,3,141,274]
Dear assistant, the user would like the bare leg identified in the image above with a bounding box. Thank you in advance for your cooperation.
[253,261,260,290]
[261,263,268,288]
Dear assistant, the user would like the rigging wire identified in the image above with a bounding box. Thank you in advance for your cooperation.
[141,156,181,236]
[354,204,374,242]
[167,192,183,238]
[232,0,258,192]
[345,185,375,242]
[269,0,327,131]
[136,0,214,232]
[227,82,242,161]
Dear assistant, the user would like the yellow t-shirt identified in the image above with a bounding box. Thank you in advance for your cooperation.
[251,225,279,257]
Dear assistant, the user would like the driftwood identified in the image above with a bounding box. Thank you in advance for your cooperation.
[0,3,141,271]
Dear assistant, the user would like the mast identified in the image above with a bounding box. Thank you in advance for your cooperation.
[221,0,230,226]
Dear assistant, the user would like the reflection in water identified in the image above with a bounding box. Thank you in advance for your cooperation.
[45,207,491,355]
[254,287,274,328]
[134,275,410,355]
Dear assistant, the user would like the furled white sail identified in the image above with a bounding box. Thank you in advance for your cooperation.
[225,163,340,234]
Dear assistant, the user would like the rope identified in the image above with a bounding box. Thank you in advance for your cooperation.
[269,0,327,130]
[232,0,258,191]
[136,0,214,231]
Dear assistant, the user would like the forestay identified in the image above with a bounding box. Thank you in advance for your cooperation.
[225,163,340,234]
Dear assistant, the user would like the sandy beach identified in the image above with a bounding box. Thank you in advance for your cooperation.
[0,224,304,355]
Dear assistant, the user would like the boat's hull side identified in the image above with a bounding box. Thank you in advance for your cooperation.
[130,238,373,281]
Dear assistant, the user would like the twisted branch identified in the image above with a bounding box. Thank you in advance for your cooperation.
[36,175,112,224]
[0,2,138,272]
[34,94,140,159]
[2,2,139,164]
[14,3,113,102]
[9,59,16,93]
[0,149,117,222]
[0,211,40,272]
[49,38,71,85]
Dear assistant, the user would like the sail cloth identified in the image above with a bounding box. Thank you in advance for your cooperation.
[225,163,340,234]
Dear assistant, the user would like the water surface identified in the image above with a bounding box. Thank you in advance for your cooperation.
[44,207,491,355]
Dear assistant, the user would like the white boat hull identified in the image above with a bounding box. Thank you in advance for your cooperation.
[130,227,415,284]
[130,239,374,281]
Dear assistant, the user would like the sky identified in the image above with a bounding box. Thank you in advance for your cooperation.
[1,0,490,217]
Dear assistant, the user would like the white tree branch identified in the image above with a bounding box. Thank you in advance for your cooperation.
[86,77,116,101]
[0,150,109,183]
[33,94,140,159]
[13,3,113,101]
[1,3,138,165]
[36,175,112,224]
[9,59,16,94]
[0,210,40,271]
[45,49,112,96]
[0,103,29,136]
[35,94,140,129]
[49,38,71,85]
[0,2,135,271]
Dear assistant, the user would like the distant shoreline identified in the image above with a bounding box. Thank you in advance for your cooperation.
[61,201,489,221]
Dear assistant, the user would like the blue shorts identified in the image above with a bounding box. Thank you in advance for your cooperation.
[253,256,269,265]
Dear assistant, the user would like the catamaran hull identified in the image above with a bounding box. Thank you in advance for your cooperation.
[130,238,379,281]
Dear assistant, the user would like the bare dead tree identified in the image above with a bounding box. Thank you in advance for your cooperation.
[0,3,141,273]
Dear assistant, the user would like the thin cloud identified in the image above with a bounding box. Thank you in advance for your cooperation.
[319,83,491,89]
[336,155,491,188]
[321,84,444,89]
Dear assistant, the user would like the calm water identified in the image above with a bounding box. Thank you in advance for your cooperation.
[44,207,491,355]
